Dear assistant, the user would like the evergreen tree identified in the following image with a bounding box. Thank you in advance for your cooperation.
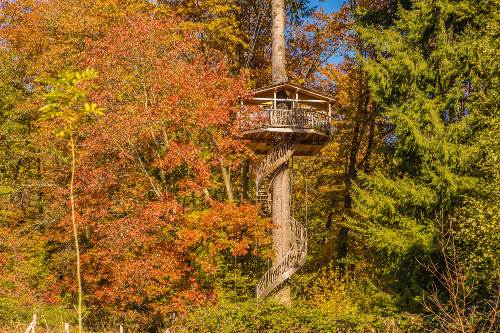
[351,0,499,318]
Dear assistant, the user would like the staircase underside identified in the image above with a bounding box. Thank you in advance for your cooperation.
[242,129,329,156]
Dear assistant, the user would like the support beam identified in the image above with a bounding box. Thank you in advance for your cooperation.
[251,97,329,103]
[295,89,299,109]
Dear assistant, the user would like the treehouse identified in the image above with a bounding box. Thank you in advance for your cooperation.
[238,83,335,156]
[238,82,336,299]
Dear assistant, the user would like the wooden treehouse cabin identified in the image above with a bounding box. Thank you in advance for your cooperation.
[237,82,335,300]
[238,83,334,155]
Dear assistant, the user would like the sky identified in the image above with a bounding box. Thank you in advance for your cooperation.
[145,0,348,63]
[310,0,345,14]
[309,0,346,64]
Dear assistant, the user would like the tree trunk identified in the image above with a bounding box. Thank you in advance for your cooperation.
[271,163,292,305]
[272,164,293,263]
[241,158,250,201]
[336,73,368,270]
[69,132,83,333]
[36,154,44,216]
[221,162,234,202]
[270,0,292,305]
[272,0,287,84]
[362,110,376,172]
[271,0,291,263]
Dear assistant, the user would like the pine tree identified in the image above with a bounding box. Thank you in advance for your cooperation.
[350,0,499,315]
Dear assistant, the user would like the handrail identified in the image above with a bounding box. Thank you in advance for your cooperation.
[256,217,307,299]
[239,108,331,134]
[256,140,296,189]
[254,139,308,299]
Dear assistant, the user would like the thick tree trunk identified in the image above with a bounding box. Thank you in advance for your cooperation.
[272,164,293,263]
[271,0,290,261]
[270,0,292,305]
[271,163,292,305]
[272,0,287,84]
[221,162,234,202]
[241,159,250,201]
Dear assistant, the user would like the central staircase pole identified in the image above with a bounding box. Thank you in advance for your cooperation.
[271,0,292,305]
[271,163,293,305]
[272,164,293,264]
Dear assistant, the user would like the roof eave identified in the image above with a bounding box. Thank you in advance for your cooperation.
[241,82,336,102]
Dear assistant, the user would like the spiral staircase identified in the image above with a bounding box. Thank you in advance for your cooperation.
[237,84,334,299]
[255,139,308,299]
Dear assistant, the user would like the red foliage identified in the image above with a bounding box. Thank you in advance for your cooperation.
[73,14,268,319]
[0,0,270,319]
[1,0,269,324]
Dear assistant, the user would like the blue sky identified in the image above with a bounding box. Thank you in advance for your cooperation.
[309,0,346,64]
[309,0,345,13]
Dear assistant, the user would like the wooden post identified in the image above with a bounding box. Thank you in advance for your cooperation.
[328,103,332,135]
[273,89,277,109]
[120,325,124,333]
[65,322,70,333]
[24,314,37,333]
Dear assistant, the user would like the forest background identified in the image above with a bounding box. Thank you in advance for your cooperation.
[0,0,498,332]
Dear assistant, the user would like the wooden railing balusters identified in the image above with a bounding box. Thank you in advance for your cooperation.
[239,108,331,134]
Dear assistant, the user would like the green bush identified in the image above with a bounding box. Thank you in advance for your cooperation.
[172,299,423,333]
[0,297,73,329]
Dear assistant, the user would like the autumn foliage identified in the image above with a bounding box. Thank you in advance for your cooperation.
[0,0,270,327]
[1,0,498,332]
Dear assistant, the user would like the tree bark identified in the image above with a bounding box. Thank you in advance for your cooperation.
[336,74,368,270]
[362,110,376,173]
[272,0,287,84]
[270,0,292,305]
[241,158,250,201]
[69,132,83,333]
[271,163,292,306]
[36,153,44,216]
[221,162,234,202]
[271,0,291,264]
[272,164,293,263]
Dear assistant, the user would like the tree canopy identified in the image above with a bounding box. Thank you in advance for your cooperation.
[0,0,498,332]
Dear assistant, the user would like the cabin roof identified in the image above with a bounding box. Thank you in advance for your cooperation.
[242,82,336,102]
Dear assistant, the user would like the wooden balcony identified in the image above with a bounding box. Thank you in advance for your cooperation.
[238,108,332,156]
[238,83,335,155]
[239,108,331,134]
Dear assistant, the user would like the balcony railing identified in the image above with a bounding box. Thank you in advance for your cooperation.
[238,108,331,135]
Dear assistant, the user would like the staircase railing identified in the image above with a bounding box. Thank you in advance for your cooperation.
[256,140,296,189]
[255,139,308,299]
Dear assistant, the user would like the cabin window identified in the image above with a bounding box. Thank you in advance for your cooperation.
[276,89,292,110]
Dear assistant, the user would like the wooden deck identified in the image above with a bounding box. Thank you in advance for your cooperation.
[238,108,332,155]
